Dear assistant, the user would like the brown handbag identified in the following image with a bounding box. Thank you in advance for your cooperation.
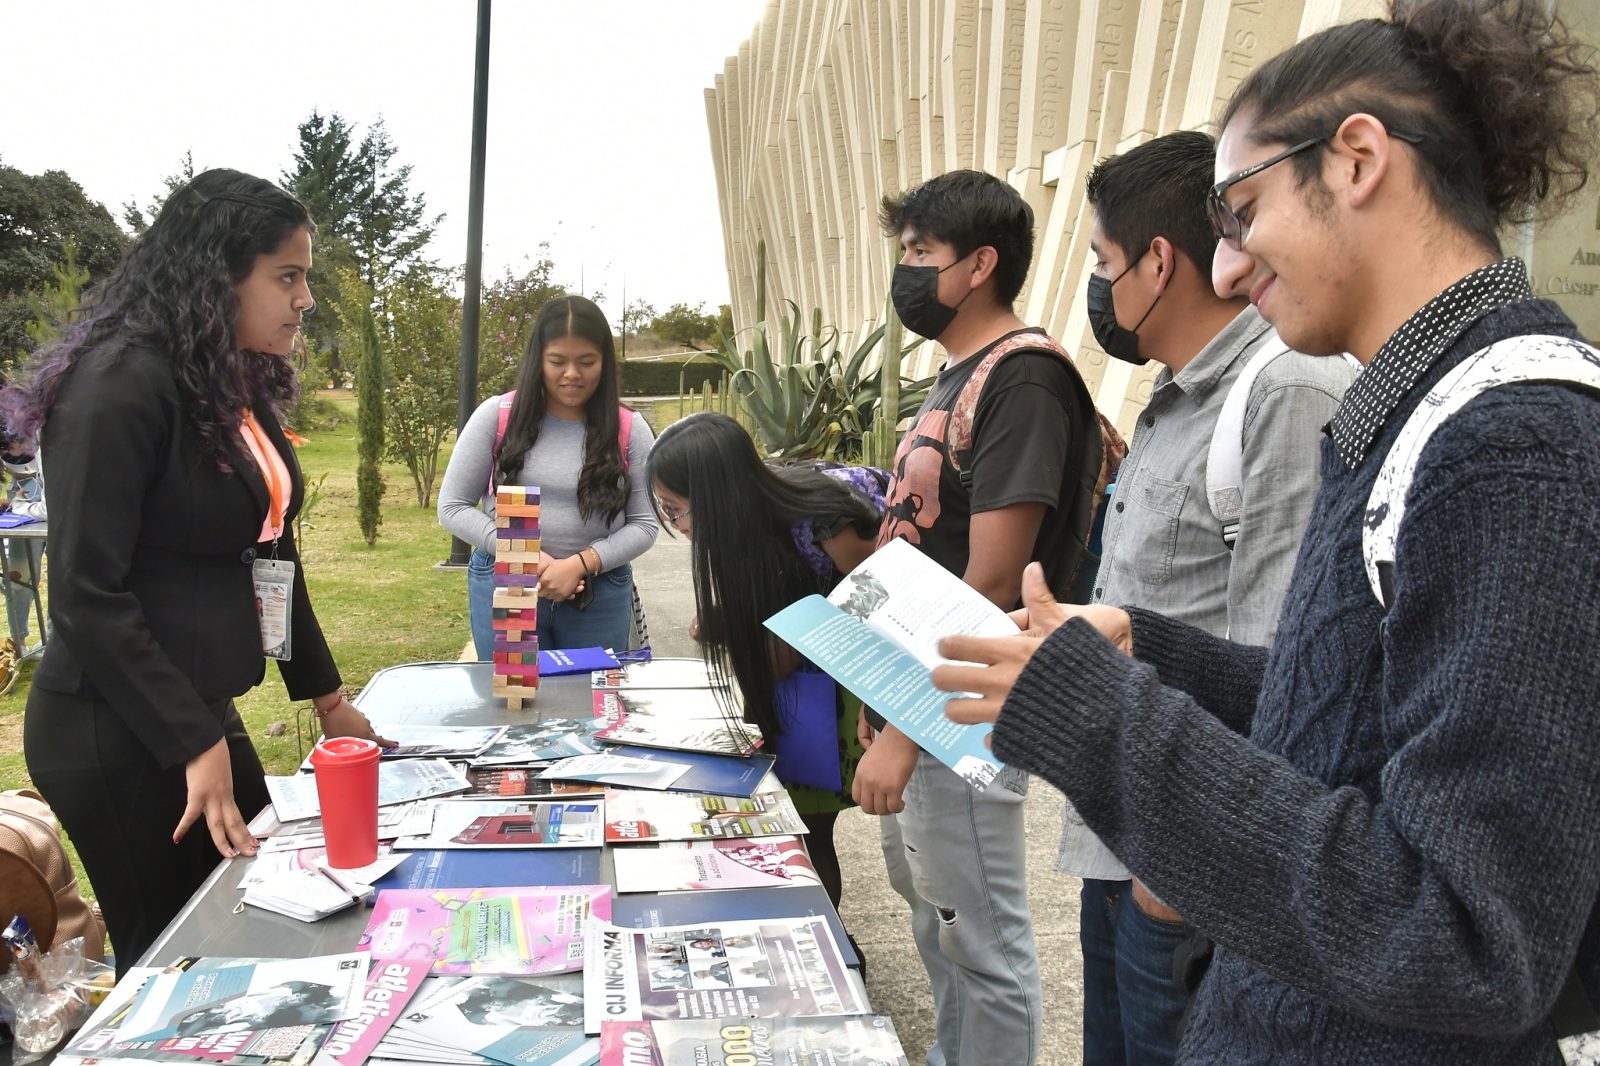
[0,789,105,971]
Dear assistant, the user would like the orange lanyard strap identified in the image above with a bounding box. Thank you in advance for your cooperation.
[240,412,289,542]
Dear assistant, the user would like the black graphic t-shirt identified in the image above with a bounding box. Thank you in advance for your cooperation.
[876,330,1080,577]
[867,330,1086,731]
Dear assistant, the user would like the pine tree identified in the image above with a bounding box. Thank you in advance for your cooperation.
[355,301,386,546]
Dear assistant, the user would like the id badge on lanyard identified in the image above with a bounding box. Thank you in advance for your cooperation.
[254,554,294,660]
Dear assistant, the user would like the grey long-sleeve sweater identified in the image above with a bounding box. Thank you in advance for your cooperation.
[994,297,1600,1063]
[437,396,659,567]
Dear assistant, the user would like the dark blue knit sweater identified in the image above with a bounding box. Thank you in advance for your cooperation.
[995,297,1600,1063]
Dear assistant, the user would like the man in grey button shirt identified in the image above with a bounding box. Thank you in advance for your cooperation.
[1068,131,1355,1065]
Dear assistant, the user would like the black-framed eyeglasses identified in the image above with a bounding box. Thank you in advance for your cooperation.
[1207,129,1426,250]
[1206,138,1325,250]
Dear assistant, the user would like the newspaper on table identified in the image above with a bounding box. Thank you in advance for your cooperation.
[265,759,470,822]
[383,973,595,1066]
[610,836,819,893]
[583,917,867,1034]
[764,536,1014,789]
[393,799,605,850]
[358,886,612,975]
[599,1015,911,1066]
[604,789,806,844]
[468,720,603,767]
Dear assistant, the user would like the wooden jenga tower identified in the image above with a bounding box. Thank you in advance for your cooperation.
[492,486,540,708]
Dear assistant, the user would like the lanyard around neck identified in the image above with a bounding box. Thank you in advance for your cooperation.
[240,411,288,543]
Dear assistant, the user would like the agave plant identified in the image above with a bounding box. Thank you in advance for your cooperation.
[708,240,931,462]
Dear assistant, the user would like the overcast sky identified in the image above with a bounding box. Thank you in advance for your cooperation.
[1,0,765,316]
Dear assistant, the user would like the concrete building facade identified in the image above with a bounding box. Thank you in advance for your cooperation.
[706,0,1600,434]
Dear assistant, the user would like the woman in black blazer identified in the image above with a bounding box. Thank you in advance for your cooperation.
[1,169,389,971]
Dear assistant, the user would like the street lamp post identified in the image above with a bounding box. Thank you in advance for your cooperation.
[445,0,492,568]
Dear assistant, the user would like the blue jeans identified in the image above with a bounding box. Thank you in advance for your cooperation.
[879,751,1041,1066]
[467,549,633,659]
[1079,878,1191,1066]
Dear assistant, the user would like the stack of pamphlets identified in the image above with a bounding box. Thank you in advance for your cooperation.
[462,766,605,800]
[467,720,603,766]
[599,1015,910,1065]
[537,753,692,791]
[582,917,866,1032]
[358,886,612,975]
[375,973,596,1065]
[379,725,510,760]
[603,790,807,843]
[392,799,605,850]
[264,759,471,823]
[58,956,429,1066]
[611,837,819,893]
[591,689,762,757]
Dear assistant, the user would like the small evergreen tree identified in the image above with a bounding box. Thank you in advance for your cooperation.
[355,302,386,546]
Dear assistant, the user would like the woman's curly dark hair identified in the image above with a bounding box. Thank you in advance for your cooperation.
[494,294,629,525]
[0,168,312,468]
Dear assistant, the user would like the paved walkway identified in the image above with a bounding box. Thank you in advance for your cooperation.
[632,529,1087,1065]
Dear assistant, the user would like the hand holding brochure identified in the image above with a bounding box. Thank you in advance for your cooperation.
[764,538,1014,789]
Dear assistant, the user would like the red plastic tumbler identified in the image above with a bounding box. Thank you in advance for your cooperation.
[309,736,380,868]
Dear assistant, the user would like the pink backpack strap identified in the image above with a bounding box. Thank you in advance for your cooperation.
[946,330,1071,473]
[488,391,634,497]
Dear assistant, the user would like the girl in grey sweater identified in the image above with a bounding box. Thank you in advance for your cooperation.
[438,295,658,657]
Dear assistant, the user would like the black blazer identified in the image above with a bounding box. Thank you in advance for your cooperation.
[35,342,340,769]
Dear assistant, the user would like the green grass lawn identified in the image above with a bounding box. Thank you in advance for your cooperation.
[0,391,473,886]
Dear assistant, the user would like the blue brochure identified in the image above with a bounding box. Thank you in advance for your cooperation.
[610,884,859,968]
[538,646,621,676]
[764,539,1012,791]
[373,846,603,891]
[602,745,776,799]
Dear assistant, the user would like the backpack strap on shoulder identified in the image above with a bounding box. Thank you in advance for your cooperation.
[489,392,635,498]
[1363,334,1600,608]
[1206,337,1291,548]
[945,330,1065,477]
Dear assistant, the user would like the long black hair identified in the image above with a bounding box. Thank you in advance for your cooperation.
[1219,0,1598,251]
[495,294,628,524]
[646,412,880,741]
[0,169,311,468]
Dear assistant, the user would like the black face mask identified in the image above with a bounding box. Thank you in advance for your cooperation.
[1086,251,1160,365]
[892,252,975,341]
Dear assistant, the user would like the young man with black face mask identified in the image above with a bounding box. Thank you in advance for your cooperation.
[856,168,1111,1066]
[1070,131,1353,1066]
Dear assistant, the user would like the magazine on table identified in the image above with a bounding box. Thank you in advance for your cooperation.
[67,953,368,1055]
[463,766,606,800]
[764,537,1013,789]
[610,886,858,969]
[595,746,775,798]
[536,753,692,791]
[358,886,612,976]
[383,973,595,1066]
[604,789,806,844]
[611,837,819,893]
[372,847,604,893]
[309,958,431,1066]
[539,645,621,676]
[590,658,717,690]
[239,844,399,888]
[265,759,471,822]
[392,800,605,850]
[599,1015,911,1066]
[582,917,867,1034]
[590,690,761,757]
[467,720,603,767]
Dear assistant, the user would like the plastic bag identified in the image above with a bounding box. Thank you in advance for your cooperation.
[0,936,115,1062]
